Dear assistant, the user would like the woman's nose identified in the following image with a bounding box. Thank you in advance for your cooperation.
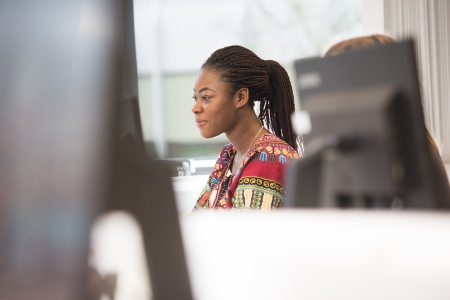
[192,99,201,114]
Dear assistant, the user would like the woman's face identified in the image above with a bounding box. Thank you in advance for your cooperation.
[192,68,238,138]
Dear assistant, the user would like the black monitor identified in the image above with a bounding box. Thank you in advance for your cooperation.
[118,96,146,155]
[0,1,193,299]
[286,39,450,209]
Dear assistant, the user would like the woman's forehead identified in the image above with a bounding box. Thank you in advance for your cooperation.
[194,68,228,92]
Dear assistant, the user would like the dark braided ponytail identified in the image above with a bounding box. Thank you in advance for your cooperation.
[202,45,301,153]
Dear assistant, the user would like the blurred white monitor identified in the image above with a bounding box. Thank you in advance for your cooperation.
[182,210,450,300]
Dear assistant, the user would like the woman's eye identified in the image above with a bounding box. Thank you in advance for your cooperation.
[202,96,211,101]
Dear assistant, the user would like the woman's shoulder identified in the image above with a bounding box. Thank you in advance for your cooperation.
[217,143,235,160]
[207,143,235,186]
[255,132,299,159]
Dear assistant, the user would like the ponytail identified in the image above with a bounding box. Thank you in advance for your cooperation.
[260,60,300,152]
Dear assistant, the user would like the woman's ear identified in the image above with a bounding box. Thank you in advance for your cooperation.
[234,88,250,108]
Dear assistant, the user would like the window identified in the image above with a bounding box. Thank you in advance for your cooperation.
[134,0,363,159]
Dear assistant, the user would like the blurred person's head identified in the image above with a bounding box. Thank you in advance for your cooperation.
[324,33,396,57]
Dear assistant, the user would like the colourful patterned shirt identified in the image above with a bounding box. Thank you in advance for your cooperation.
[193,132,300,211]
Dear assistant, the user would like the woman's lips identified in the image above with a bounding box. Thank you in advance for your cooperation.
[196,119,207,128]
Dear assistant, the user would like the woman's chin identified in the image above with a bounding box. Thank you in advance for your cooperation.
[200,132,214,139]
[199,129,218,139]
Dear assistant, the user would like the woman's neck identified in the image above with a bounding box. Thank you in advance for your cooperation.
[228,121,265,174]
[226,114,265,157]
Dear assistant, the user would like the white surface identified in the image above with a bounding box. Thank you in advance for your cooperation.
[292,110,312,135]
[362,0,384,33]
[90,212,151,300]
[445,163,450,182]
[171,175,209,217]
[182,210,450,300]
[90,209,450,300]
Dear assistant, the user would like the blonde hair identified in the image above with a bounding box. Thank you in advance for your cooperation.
[324,33,396,57]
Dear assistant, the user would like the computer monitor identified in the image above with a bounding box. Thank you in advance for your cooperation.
[0,1,193,299]
[118,96,146,155]
[286,39,450,209]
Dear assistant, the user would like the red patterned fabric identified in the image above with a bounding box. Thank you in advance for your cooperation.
[193,132,299,211]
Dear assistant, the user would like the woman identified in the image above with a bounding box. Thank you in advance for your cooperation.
[192,45,301,211]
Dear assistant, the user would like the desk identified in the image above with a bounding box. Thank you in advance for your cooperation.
[171,175,209,216]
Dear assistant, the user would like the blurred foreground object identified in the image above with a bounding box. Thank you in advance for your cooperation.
[0,0,193,299]
[182,210,450,300]
[287,39,450,209]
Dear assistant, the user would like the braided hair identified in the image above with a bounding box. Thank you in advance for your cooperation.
[202,45,301,153]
